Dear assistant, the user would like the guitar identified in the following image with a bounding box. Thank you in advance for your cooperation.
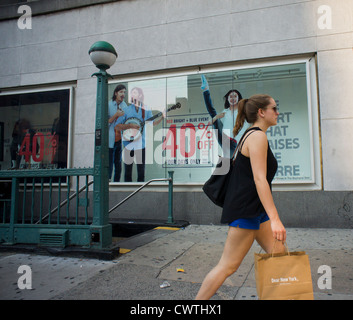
[122,102,181,142]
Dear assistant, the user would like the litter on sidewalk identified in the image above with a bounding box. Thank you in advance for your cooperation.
[160,281,171,289]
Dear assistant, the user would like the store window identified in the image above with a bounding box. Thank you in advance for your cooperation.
[109,59,320,187]
[0,88,71,172]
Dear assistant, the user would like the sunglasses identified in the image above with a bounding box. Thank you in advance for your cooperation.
[267,105,279,113]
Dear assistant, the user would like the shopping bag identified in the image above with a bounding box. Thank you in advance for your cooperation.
[254,242,314,300]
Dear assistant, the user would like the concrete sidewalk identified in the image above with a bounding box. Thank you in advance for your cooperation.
[0,225,352,300]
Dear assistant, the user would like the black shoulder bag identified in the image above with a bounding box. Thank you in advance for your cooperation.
[202,127,259,207]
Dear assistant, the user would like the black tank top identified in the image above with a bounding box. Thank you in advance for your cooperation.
[221,127,278,224]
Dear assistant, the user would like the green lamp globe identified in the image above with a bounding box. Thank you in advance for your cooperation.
[89,41,118,70]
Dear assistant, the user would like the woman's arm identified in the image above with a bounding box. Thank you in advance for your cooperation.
[203,90,218,118]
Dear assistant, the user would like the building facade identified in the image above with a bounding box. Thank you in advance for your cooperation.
[0,0,353,228]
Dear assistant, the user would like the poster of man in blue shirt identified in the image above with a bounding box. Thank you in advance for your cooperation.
[116,87,163,182]
[108,84,127,182]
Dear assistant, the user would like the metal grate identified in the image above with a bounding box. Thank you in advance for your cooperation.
[39,229,69,248]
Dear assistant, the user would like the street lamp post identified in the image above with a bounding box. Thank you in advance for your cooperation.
[89,41,117,249]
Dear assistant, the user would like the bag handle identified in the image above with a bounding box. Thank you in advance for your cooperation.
[231,127,262,164]
[271,240,290,257]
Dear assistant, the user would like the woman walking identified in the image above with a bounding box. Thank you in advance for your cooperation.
[196,94,286,300]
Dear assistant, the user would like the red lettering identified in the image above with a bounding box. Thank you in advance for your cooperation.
[163,124,177,158]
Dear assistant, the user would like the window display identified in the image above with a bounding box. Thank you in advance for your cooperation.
[0,89,70,172]
[109,61,315,184]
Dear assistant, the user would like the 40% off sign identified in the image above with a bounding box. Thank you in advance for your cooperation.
[19,132,58,163]
[162,120,215,165]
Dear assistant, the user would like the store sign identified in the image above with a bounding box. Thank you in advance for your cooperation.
[18,131,58,169]
[267,100,313,183]
[162,113,215,168]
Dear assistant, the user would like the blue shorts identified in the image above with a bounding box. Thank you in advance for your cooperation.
[229,212,270,230]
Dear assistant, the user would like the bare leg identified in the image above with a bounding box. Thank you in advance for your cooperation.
[195,226,255,300]
[255,220,286,254]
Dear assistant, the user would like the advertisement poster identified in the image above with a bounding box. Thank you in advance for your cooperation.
[16,122,59,170]
[162,113,215,169]
[266,97,313,184]
[108,62,314,184]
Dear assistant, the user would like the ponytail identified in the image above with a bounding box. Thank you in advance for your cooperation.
[233,98,248,137]
[233,94,272,137]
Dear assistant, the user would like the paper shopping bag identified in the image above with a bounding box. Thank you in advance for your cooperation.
[254,246,314,300]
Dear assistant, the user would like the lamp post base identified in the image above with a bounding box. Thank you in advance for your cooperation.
[90,224,112,249]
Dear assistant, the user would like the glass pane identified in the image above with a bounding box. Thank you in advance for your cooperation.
[109,61,312,184]
[0,89,70,172]
[230,63,311,182]
[108,79,167,183]
[163,74,221,183]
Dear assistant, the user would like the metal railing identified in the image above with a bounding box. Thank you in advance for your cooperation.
[109,171,175,224]
[0,169,175,247]
[36,179,94,225]
[0,168,94,246]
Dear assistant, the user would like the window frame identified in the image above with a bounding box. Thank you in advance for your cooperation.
[0,85,74,173]
[111,56,321,191]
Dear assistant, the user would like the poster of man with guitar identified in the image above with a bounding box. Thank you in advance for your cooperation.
[108,84,127,182]
[115,87,181,182]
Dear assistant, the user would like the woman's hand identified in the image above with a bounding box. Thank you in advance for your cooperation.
[270,218,286,242]
[212,113,225,124]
